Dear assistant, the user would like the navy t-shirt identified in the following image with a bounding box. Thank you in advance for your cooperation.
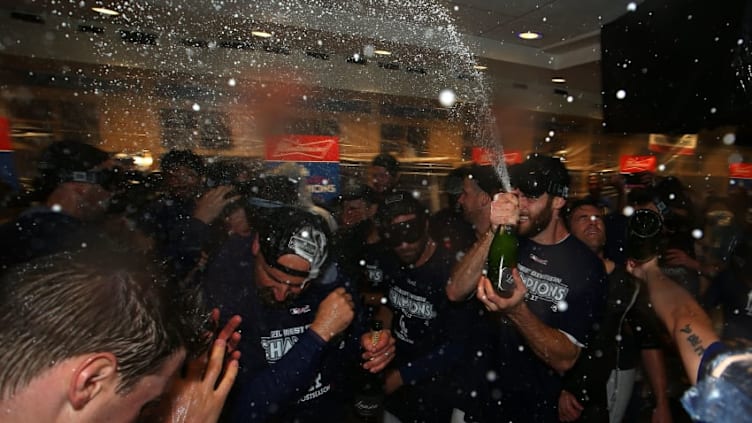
[202,240,364,423]
[372,241,483,422]
[490,234,607,422]
[703,269,752,341]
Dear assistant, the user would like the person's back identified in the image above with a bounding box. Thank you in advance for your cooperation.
[0,140,113,269]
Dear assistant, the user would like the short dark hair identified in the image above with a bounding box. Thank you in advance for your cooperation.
[0,249,207,399]
[371,153,400,175]
[160,149,205,174]
[563,197,602,230]
[466,164,504,197]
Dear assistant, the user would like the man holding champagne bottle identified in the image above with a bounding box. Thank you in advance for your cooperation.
[448,154,607,422]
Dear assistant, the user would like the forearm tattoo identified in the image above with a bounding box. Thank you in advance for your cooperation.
[679,324,706,357]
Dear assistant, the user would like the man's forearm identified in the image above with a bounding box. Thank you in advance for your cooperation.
[447,230,494,301]
[642,266,720,384]
[506,303,580,373]
[641,348,669,407]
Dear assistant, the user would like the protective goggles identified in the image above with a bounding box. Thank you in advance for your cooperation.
[62,167,136,191]
[380,218,425,247]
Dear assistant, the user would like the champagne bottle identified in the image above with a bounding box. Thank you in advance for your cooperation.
[353,320,385,422]
[486,225,518,298]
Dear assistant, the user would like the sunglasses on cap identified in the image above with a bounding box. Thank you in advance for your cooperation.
[380,218,425,247]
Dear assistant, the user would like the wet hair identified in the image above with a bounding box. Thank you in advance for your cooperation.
[0,248,208,399]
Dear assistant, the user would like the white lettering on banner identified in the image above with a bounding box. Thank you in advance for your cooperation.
[308,184,337,193]
[273,137,336,160]
[745,290,752,317]
[260,325,309,362]
[518,263,570,307]
[388,286,436,320]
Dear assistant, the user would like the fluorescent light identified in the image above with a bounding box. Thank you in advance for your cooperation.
[92,7,119,16]
[251,30,272,38]
[518,31,542,40]
[551,77,566,83]
[473,65,488,70]
[373,49,392,56]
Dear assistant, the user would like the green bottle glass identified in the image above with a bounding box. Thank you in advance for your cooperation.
[486,225,518,298]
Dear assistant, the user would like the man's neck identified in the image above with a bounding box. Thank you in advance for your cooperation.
[414,238,437,267]
[529,216,569,245]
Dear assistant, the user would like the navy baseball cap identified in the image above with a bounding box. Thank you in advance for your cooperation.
[510,154,570,198]
[257,207,330,282]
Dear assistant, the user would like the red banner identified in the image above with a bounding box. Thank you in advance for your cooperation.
[471,147,522,166]
[729,163,752,179]
[648,134,697,156]
[264,135,339,162]
[619,155,657,173]
[0,117,11,151]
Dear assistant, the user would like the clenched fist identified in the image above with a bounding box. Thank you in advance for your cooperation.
[310,287,355,342]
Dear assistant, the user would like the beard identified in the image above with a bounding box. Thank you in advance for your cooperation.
[394,235,428,265]
[257,286,300,309]
[519,196,554,238]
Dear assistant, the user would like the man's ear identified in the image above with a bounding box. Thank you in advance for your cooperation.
[366,203,378,219]
[251,233,260,255]
[67,353,118,410]
[552,196,567,211]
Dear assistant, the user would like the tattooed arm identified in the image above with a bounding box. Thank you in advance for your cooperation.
[627,257,720,384]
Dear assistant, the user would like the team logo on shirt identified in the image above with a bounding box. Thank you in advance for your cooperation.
[388,286,436,320]
[290,305,312,315]
[518,263,570,306]
[261,325,308,362]
[298,372,331,403]
[366,264,383,285]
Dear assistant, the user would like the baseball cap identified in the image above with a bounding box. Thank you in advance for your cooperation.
[35,140,110,194]
[257,207,330,283]
[510,154,570,198]
[375,191,430,247]
[466,164,503,197]
[375,191,429,226]
[339,179,376,203]
[371,153,400,175]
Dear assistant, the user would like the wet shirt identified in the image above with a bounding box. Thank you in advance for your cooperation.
[492,234,607,422]
[202,241,363,423]
[375,243,474,384]
[562,265,664,408]
[703,268,752,341]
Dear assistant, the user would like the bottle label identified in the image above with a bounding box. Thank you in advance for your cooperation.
[354,396,382,417]
[494,257,515,296]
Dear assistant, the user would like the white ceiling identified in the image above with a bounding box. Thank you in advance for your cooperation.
[0,0,642,117]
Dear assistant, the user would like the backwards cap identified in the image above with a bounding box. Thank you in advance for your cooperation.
[257,207,330,282]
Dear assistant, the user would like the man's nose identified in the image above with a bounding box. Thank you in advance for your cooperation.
[273,286,289,302]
